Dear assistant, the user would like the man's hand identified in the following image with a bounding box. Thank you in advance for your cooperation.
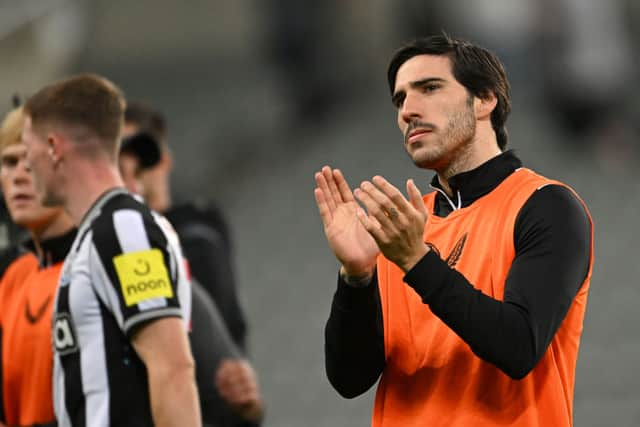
[354,177,429,272]
[314,166,380,278]
[216,359,264,423]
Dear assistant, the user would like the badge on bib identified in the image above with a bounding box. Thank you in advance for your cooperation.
[113,248,173,306]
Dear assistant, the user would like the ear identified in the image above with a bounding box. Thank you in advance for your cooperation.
[47,131,66,165]
[160,149,173,172]
[474,91,497,121]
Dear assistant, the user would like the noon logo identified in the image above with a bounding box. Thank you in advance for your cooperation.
[113,248,173,306]
[54,314,78,355]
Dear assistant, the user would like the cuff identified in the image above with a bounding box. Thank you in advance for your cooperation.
[333,271,378,311]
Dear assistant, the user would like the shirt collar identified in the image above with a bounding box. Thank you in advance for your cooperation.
[429,150,523,216]
[77,187,129,231]
[22,228,77,268]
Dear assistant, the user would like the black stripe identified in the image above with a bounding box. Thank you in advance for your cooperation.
[56,285,86,427]
[97,299,154,426]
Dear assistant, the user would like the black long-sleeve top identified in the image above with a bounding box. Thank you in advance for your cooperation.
[325,151,592,398]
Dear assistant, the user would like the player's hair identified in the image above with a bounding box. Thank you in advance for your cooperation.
[0,107,25,152]
[124,101,167,144]
[387,33,511,150]
[23,74,126,156]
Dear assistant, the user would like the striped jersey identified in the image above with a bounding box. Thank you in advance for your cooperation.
[52,188,192,427]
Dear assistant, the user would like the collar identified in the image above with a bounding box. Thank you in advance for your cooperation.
[22,228,77,268]
[77,187,129,231]
[429,150,523,217]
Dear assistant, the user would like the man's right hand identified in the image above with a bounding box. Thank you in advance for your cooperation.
[314,166,379,279]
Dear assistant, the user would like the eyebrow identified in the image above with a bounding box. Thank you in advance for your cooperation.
[391,77,447,105]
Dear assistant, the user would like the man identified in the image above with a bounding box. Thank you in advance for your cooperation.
[120,103,263,427]
[21,74,201,426]
[315,34,593,426]
[122,102,248,351]
[0,107,75,427]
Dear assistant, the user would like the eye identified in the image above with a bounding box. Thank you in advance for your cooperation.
[421,83,440,93]
[0,156,18,169]
[391,93,405,109]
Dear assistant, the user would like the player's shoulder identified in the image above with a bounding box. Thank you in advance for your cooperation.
[165,199,230,241]
[89,193,165,249]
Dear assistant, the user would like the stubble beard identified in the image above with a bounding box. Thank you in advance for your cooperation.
[408,100,476,176]
[39,179,65,208]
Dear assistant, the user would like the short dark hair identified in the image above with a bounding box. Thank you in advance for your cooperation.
[124,101,167,143]
[387,33,511,150]
[24,74,125,149]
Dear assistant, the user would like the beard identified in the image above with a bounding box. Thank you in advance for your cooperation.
[41,189,64,207]
[37,175,65,207]
[406,96,476,173]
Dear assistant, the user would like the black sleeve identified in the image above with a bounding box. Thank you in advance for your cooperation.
[404,184,591,379]
[180,227,248,351]
[324,273,385,398]
[191,277,258,427]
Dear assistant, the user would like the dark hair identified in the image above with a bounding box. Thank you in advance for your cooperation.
[387,33,511,150]
[124,101,167,143]
[23,74,125,152]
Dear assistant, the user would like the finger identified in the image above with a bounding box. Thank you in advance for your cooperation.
[332,169,356,203]
[371,175,412,215]
[354,182,393,229]
[314,187,333,225]
[407,179,427,217]
[322,166,344,205]
[355,206,387,244]
[315,169,337,211]
[354,185,397,232]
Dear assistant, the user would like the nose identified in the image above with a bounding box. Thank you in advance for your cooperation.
[13,157,32,182]
[399,91,422,124]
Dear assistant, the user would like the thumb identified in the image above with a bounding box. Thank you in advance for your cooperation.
[407,179,427,217]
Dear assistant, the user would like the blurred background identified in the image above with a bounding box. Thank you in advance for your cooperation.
[1,0,639,425]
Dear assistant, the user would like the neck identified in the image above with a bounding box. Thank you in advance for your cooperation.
[64,160,124,225]
[437,124,501,196]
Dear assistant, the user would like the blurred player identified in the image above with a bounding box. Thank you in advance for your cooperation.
[0,107,75,427]
[121,103,263,426]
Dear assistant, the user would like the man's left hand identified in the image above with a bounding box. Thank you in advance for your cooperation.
[354,176,429,272]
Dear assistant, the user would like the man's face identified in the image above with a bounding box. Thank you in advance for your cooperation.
[393,54,477,171]
[0,143,61,228]
[21,117,63,207]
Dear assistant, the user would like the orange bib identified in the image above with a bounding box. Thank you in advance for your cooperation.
[373,168,593,427]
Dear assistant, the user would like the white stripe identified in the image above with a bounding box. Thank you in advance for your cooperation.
[113,209,151,252]
[53,354,69,426]
[73,240,110,427]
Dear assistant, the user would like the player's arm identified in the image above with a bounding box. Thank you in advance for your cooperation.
[404,185,592,378]
[180,230,248,350]
[89,204,201,424]
[324,271,385,398]
[132,317,201,427]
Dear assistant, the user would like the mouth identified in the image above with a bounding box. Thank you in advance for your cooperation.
[406,128,433,145]
[11,194,34,203]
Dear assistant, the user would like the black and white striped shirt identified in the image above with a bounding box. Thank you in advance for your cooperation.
[52,188,191,427]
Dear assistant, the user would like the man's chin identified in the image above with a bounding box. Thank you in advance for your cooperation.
[410,151,439,170]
